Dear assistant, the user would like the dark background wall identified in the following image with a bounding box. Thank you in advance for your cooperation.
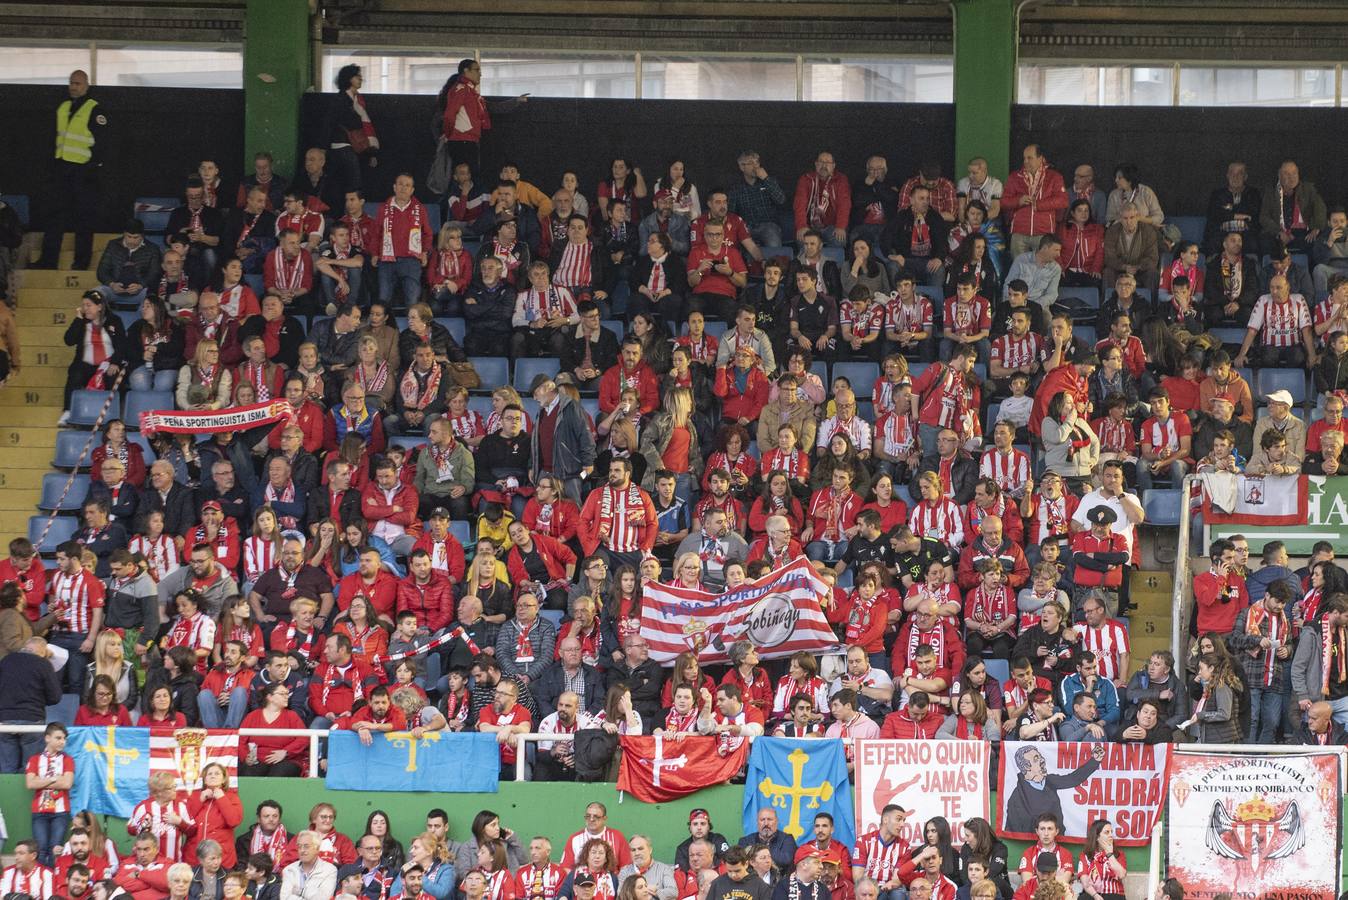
[5,84,1347,231]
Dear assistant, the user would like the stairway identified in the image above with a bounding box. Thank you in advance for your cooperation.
[0,233,109,540]
[1126,568,1174,676]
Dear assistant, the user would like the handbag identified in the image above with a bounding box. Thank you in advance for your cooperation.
[345,128,371,155]
[447,361,480,389]
[426,136,453,196]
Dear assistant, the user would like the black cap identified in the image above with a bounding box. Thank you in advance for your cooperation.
[574,873,597,887]
[1035,852,1059,874]
[1070,347,1097,366]
[337,864,363,881]
[430,507,451,519]
[1087,505,1118,526]
[125,218,145,235]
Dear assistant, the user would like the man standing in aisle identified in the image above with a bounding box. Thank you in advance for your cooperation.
[37,70,107,271]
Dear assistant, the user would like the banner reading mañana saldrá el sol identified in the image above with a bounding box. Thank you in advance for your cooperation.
[996,742,1168,845]
[1167,751,1341,900]
[854,740,988,847]
[1207,474,1348,555]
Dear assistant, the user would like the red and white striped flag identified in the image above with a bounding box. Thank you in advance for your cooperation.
[148,728,239,793]
[640,556,839,666]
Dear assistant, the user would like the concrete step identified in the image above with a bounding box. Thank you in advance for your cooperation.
[0,427,60,450]
[26,232,119,254]
[0,408,61,427]
[18,270,98,291]
[15,323,69,346]
[7,366,68,388]
[0,468,56,491]
[0,386,66,408]
[16,287,81,310]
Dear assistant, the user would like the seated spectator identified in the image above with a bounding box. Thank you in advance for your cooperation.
[1251,389,1306,459]
[1260,160,1325,255]
[1102,204,1159,294]
[1057,199,1103,288]
[882,187,948,288]
[513,261,578,359]
[97,219,162,307]
[1246,428,1301,476]
[1235,274,1316,370]
[264,229,317,317]
[879,690,941,739]
[1204,160,1260,253]
[1137,388,1191,490]
[1003,236,1062,314]
[463,255,519,358]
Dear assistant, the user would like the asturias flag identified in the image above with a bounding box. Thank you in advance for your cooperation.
[69,725,151,818]
[618,734,749,802]
[742,737,855,847]
[326,730,500,792]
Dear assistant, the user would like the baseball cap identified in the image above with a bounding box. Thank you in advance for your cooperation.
[574,873,597,887]
[1265,389,1295,406]
[430,507,451,519]
[1035,852,1060,874]
[201,500,223,513]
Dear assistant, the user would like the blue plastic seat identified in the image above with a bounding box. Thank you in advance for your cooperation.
[832,362,879,392]
[1210,327,1246,348]
[127,431,156,462]
[704,321,728,340]
[389,435,428,451]
[467,395,494,419]
[439,317,466,345]
[473,358,509,394]
[915,285,943,305]
[123,390,176,430]
[856,400,875,422]
[29,515,78,553]
[514,358,560,393]
[133,196,180,235]
[580,397,600,421]
[1142,489,1183,527]
[448,520,472,546]
[539,609,565,629]
[39,474,91,513]
[69,390,119,428]
[810,360,830,385]
[53,431,97,469]
[520,397,541,420]
[821,246,844,264]
[908,361,930,379]
[601,320,625,343]
[2,194,29,225]
[1255,369,1308,406]
[757,246,792,263]
[1170,216,1205,246]
[983,658,1011,686]
[986,402,1002,428]
[1057,286,1101,309]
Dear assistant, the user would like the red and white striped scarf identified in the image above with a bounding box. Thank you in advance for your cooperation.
[250,825,289,868]
[555,241,592,288]
[241,361,273,402]
[1245,601,1288,687]
[647,255,668,294]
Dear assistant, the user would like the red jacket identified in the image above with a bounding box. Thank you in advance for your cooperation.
[961,499,1025,551]
[506,533,577,586]
[336,570,401,619]
[411,531,468,582]
[186,790,243,868]
[890,618,966,679]
[199,664,254,699]
[1030,364,1089,436]
[1193,569,1251,635]
[1058,221,1105,276]
[396,571,455,632]
[281,830,357,868]
[114,859,170,900]
[794,171,852,233]
[598,362,661,415]
[956,537,1031,591]
[879,708,943,740]
[1002,166,1068,236]
[308,658,378,721]
[713,365,771,423]
[444,79,490,142]
[521,498,581,543]
[183,314,243,367]
[746,537,804,570]
[1070,530,1130,589]
[360,482,422,537]
[267,400,327,454]
[263,248,314,295]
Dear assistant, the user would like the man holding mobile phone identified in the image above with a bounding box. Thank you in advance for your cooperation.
[1313,208,1348,296]
[1192,538,1250,636]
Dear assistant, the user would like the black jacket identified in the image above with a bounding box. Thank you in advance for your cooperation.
[197,481,252,528]
[0,650,62,720]
[65,315,130,371]
[464,279,518,339]
[910,452,978,506]
[881,208,951,261]
[606,658,665,732]
[1296,721,1348,745]
[88,480,140,525]
[239,314,306,371]
[127,319,186,373]
[630,254,690,298]
[397,322,466,367]
[534,661,605,714]
[787,256,843,301]
[166,205,224,242]
[1204,185,1263,253]
[137,482,199,538]
[850,178,900,229]
[306,483,362,530]
[561,327,621,378]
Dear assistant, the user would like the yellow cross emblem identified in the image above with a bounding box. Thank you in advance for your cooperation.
[84,726,141,793]
[758,747,834,840]
[386,731,442,771]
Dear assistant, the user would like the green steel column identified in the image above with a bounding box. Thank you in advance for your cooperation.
[952,0,1017,179]
[244,0,311,177]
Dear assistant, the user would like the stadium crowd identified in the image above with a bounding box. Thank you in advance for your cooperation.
[0,57,1347,900]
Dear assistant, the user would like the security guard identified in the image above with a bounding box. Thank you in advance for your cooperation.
[36,69,107,271]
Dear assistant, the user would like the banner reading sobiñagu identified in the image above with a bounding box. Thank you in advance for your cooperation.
[1167,751,1341,900]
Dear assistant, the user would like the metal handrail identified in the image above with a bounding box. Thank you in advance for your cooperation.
[1170,474,1196,676]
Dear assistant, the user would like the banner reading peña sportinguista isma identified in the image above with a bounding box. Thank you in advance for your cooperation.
[996,742,1169,845]
[1166,750,1342,900]
[139,399,294,435]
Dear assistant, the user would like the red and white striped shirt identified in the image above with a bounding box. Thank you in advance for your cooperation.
[908,499,965,548]
[1077,851,1126,896]
[761,447,809,480]
[165,612,217,671]
[1249,294,1312,347]
[806,488,863,543]
[852,830,910,884]
[49,569,105,633]
[886,296,933,334]
[593,485,652,554]
[1025,491,1078,545]
[1092,416,1137,455]
[448,410,487,443]
[990,331,1046,371]
[979,448,1030,496]
[127,797,194,862]
[817,414,872,454]
[513,863,568,900]
[675,332,718,366]
[1002,674,1052,711]
[27,752,73,814]
[1,865,54,899]
[1139,412,1191,456]
[554,241,594,288]
[871,376,911,416]
[876,412,917,457]
[942,296,991,337]
[841,303,886,338]
[771,675,829,718]
[129,534,179,582]
[243,536,280,585]
[1079,619,1131,682]
[1314,298,1348,340]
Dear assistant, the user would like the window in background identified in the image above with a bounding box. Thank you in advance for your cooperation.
[1179,67,1334,107]
[803,57,954,102]
[321,50,469,95]
[94,45,243,89]
[1018,64,1173,106]
[479,53,636,99]
[0,45,92,85]
[642,56,796,101]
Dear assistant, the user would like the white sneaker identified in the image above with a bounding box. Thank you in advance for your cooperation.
[57,411,71,426]
[325,302,337,316]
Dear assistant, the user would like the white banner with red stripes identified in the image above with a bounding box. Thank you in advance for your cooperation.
[639,556,839,665]
[139,400,294,436]
[1200,473,1307,525]
[148,727,239,791]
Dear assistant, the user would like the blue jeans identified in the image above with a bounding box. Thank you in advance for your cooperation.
[806,539,848,563]
[95,285,147,308]
[1137,458,1188,491]
[129,366,178,392]
[749,222,783,250]
[32,812,70,866]
[377,257,424,308]
[321,267,365,308]
[49,630,90,695]
[198,687,250,729]
[1248,685,1286,743]
[918,423,943,456]
[1328,695,1348,729]
[939,337,991,369]
[0,720,45,773]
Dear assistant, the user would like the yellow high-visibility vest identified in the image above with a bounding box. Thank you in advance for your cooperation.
[55,98,98,164]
